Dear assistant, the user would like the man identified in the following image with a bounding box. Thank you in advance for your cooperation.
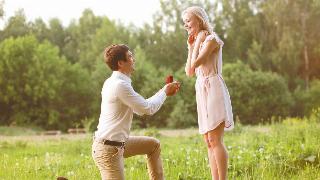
[92,44,180,180]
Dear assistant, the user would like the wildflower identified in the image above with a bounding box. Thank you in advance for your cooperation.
[259,147,264,153]
[304,155,316,162]
[67,171,75,176]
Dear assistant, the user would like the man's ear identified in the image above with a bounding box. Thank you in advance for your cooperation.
[118,60,124,69]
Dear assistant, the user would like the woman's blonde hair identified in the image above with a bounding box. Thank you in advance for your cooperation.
[182,6,213,33]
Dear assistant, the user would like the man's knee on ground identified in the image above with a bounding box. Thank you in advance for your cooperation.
[148,137,161,155]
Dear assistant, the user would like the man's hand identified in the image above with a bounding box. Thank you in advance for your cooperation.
[164,82,180,96]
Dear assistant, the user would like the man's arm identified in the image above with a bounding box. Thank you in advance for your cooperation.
[117,82,167,116]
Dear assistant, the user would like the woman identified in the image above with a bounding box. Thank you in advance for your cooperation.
[182,6,234,180]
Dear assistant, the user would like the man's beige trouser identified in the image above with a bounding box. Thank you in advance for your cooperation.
[92,136,164,180]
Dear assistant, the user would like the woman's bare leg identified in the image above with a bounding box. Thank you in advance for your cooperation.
[204,133,219,180]
[207,122,228,180]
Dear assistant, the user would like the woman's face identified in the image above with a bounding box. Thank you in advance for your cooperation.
[182,12,201,36]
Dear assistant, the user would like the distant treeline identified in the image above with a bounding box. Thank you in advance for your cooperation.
[0,0,319,131]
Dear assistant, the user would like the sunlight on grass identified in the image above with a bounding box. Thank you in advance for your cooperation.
[0,117,319,179]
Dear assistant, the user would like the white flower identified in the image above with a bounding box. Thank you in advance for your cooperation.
[304,155,316,162]
[67,171,75,176]
[259,147,264,153]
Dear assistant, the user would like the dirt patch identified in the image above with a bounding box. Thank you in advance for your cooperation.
[0,129,199,142]
[0,134,89,142]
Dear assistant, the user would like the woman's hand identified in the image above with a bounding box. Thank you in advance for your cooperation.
[185,30,209,76]
[197,30,209,42]
[187,34,196,50]
[188,31,208,49]
[188,34,196,45]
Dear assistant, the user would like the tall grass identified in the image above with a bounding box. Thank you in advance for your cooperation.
[0,112,319,179]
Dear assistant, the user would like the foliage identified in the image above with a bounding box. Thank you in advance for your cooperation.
[0,0,3,18]
[223,61,293,124]
[168,68,197,128]
[0,0,319,129]
[292,80,320,116]
[0,35,94,130]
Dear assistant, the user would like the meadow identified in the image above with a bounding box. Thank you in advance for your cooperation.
[0,115,319,180]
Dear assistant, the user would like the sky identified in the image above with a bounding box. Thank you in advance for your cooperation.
[0,0,161,29]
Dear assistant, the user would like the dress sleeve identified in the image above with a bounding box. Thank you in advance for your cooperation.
[205,32,224,47]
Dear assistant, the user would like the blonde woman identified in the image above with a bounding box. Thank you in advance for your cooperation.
[182,6,234,180]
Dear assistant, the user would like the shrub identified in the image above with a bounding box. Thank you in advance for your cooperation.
[223,61,293,124]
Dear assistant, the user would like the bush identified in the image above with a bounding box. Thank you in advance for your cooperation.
[223,61,293,124]
[292,80,320,117]
[168,68,197,128]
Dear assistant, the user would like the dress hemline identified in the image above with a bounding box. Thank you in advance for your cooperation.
[199,120,234,134]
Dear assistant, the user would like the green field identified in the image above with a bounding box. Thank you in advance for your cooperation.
[0,117,319,180]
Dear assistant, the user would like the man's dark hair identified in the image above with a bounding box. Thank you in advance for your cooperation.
[104,44,130,70]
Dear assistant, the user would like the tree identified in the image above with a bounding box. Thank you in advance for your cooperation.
[29,18,50,42]
[131,46,170,127]
[0,0,4,18]
[47,18,66,51]
[292,79,320,116]
[259,0,320,89]
[168,68,197,128]
[73,9,103,67]
[213,0,262,63]
[62,9,104,66]
[0,35,95,130]
[0,9,30,40]
[137,0,214,71]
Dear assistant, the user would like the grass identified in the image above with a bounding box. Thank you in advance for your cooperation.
[0,126,42,136]
[0,116,319,180]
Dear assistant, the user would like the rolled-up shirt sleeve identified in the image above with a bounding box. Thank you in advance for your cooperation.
[117,81,167,116]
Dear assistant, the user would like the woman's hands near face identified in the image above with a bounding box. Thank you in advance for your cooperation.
[188,34,196,45]
[188,30,209,49]
[197,30,209,42]
[187,34,196,49]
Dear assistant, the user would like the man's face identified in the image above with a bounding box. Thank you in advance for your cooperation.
[119,50,135,76]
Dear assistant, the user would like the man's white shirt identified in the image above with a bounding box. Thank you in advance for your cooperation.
[95,71,167,142]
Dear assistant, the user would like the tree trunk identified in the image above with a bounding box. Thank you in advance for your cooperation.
[301,11,309,90]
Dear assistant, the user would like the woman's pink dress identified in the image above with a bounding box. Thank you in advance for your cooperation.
[195,33,234,134]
